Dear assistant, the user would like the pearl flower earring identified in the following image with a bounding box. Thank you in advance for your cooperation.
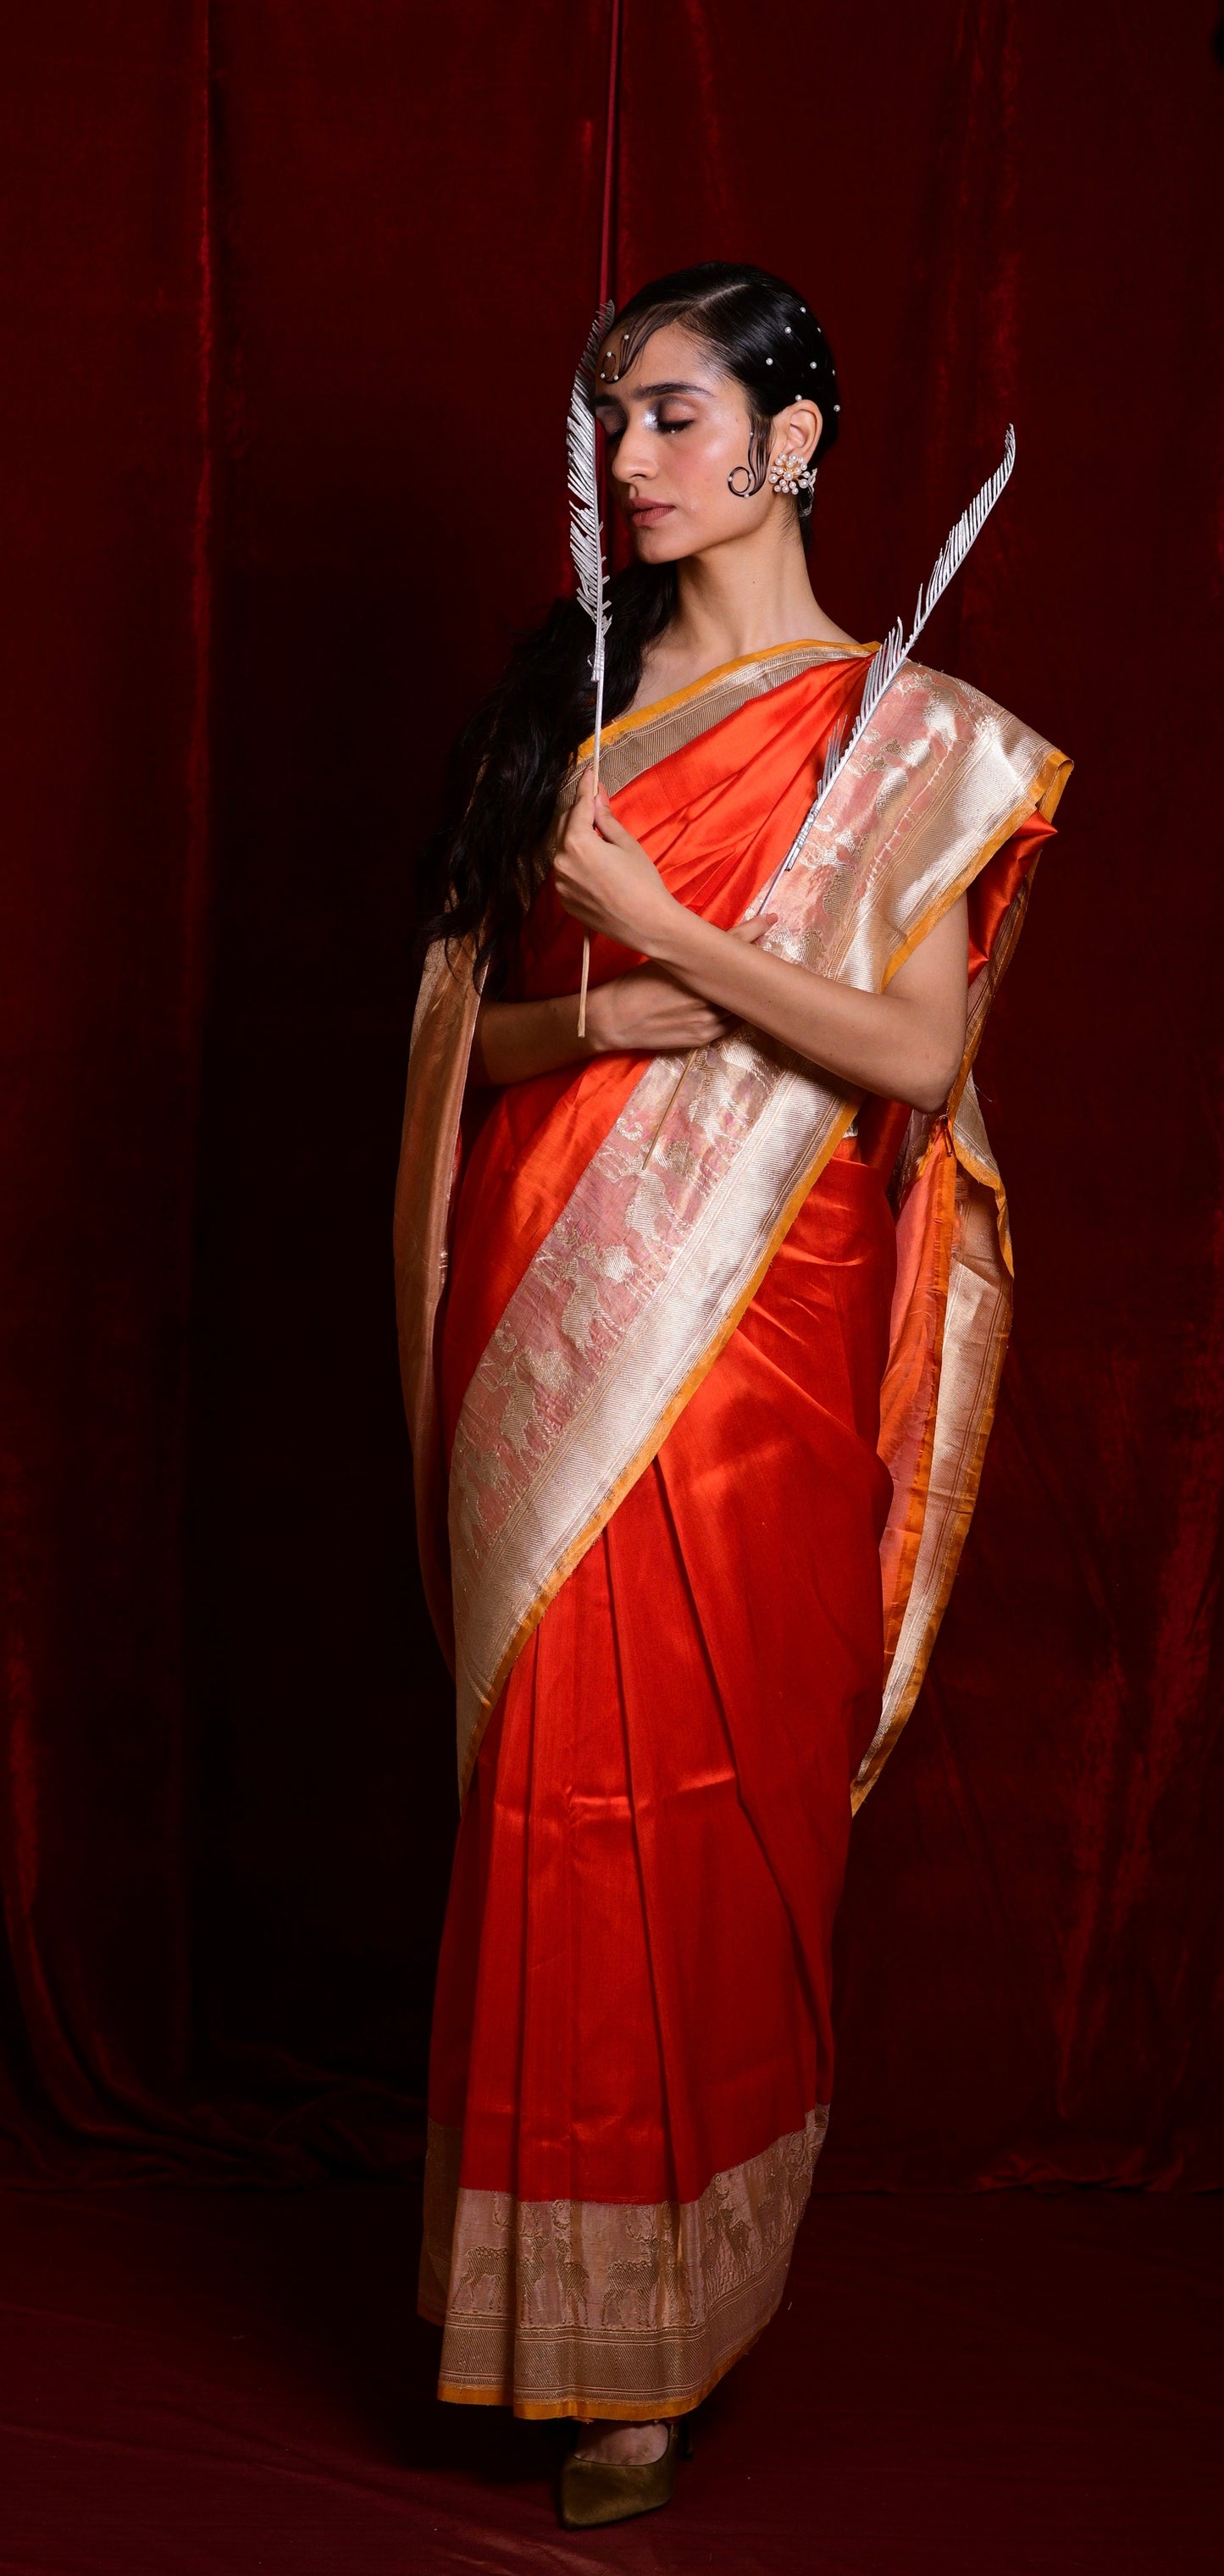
[767,449,817,498]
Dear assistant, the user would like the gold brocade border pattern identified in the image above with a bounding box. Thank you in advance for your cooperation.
[418,2109,829,2419]
[392,647,866,1682]
[392,636,1071,1806]
[448,668,1068,1792]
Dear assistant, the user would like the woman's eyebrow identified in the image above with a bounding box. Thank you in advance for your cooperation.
[595,379,709,402]
[635,379,707,398]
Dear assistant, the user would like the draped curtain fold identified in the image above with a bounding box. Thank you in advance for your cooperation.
[1,0,1221,2185]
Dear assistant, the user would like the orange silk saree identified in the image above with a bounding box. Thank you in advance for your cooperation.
[395,640,1070,2419]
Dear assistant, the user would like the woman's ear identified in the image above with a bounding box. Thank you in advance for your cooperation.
[775,398,822,464]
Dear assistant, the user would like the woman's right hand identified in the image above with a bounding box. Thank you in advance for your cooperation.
[469,918,777,1087]
[586,917,775,1056]
[586,963,734,1055]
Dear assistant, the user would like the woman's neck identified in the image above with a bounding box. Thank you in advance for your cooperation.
[633,524,859,708]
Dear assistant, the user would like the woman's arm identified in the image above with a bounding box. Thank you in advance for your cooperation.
[552,772,969,1115]
[469,928,772,1087]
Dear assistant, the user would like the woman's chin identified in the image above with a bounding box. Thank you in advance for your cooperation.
[630,521,695,565]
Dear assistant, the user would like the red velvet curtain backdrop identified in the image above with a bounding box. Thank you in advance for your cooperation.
[2,2,1221,2186]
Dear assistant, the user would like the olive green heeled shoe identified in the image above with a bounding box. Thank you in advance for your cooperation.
[557,2414,692,2529]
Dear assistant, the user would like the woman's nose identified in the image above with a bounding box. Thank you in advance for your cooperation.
[613,430,656,484]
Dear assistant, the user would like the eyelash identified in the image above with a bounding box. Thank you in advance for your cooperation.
[601,410,694,442]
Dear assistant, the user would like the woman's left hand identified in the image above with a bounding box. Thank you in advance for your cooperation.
[552,768,680,955]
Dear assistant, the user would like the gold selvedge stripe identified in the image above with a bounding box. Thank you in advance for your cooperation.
[435,2314,779,2421]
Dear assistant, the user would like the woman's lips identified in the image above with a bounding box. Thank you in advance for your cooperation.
[630,501,673,525]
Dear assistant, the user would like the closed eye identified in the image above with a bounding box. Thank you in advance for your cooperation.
[595,403,697,441]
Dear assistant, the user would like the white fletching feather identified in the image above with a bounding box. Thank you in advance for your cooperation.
[566,300,614,1036]
[567,299,615,784]
[754,425,1016,911]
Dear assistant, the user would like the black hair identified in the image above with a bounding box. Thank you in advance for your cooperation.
[416,261,841,989]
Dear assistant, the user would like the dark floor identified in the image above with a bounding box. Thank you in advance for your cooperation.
[0,2180,1220,2573]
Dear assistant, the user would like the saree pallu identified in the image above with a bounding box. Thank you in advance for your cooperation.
[396,641,1071,2418]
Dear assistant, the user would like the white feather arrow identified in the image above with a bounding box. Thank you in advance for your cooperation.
[639,425,1018,1166]
[751,424,1016,914]
[567,299,615,1037]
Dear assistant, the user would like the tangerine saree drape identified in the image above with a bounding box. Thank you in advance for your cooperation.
[395,642,1070,2418]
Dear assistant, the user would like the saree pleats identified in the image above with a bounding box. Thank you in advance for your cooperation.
[422,1149,896,2416]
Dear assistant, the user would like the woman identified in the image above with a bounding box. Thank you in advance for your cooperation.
[395,263,1069,2528]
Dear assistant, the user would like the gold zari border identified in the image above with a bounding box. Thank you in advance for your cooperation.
[418,2109,829,2420]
